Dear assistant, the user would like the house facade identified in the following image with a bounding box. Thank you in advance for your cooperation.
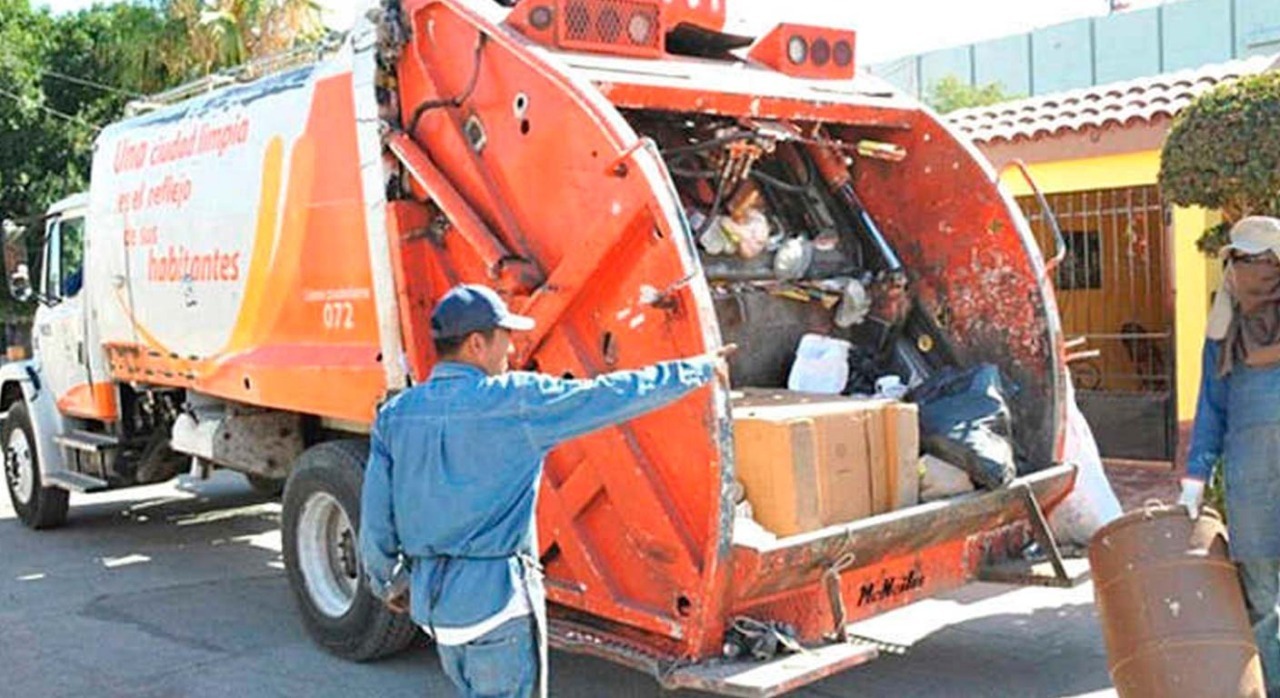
[947,55,1277,464]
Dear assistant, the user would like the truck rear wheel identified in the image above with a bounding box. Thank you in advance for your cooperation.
[3,402,69,530]
[282,440,418,661]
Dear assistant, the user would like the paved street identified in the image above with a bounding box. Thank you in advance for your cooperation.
[1,472,1116,697]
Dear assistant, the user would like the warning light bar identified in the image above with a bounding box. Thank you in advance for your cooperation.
[508,0,666,58]
[748,23,857,80]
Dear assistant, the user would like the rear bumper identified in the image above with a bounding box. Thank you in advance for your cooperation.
[549,465,1076,697]
[729,465,1077,640]
[663,640,879,698]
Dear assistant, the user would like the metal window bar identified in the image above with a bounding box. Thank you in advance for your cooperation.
[1017,185,1172,395]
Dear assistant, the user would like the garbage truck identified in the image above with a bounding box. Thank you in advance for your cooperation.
[1,0,1080,693]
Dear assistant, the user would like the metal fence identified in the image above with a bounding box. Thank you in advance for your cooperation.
[1018,185,1174,395]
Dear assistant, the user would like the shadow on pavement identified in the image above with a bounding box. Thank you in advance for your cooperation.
[0,474,1113,697]
[809,598,1111,697]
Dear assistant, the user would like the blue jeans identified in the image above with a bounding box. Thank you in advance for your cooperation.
[1240,559,1280,696]
[438,616,537,698]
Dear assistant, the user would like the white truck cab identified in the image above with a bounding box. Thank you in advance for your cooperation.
[1,193,90,528]
[3,192,192,530]
[27,194,102,422]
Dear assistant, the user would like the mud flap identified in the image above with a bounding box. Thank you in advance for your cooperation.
[662,641,878,698]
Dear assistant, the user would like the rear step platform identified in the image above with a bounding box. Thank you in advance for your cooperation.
[53,430,122,453]
[663,642,878,698]
[43,470,109,493]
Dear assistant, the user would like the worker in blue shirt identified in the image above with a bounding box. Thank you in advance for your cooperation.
[1183,217,1280,696]
[359,284,732,698]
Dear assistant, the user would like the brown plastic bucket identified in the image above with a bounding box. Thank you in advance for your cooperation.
[1089,504,1265,697]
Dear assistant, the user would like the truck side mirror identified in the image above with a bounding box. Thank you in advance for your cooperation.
[2,218,37,304]
[9,263,33,303]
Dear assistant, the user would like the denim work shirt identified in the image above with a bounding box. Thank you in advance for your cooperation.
[359,358,716,632]
[1187,340,1280,559]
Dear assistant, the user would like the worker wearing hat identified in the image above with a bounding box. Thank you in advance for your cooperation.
[1184,216,1280,694]
[358,284,733,698]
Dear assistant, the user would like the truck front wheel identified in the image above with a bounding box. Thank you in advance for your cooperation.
[3,402,68,530]
[282,440,418,661]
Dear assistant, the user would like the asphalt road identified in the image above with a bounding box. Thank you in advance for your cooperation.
[0,472,1117,697]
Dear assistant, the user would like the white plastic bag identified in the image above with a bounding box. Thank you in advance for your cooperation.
[875,374,909,400]
[773,238,813,281]
[787,334,852,394]
[834,278,871,328]
[1048,379,1123,547]
[722,210,770,260]
[920,455,976,502]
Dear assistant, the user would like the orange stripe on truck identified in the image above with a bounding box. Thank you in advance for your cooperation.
[57,382,119,421]
[104,74,384,424]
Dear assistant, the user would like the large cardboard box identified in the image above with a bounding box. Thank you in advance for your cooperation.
[731,390,920,537]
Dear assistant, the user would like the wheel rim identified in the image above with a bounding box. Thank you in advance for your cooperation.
[5,427,34,506]
[297,491,360,618]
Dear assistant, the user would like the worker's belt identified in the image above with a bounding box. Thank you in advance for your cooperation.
[420,551,541,638]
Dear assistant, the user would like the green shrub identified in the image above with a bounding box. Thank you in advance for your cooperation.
[1196,221,1232,257]
[925,75,1019,114]
[1160,71,1280,226]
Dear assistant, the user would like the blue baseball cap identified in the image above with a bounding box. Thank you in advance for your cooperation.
[431,284,535,339]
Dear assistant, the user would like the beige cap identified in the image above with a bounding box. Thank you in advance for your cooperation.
[1207,217,1280,339]
[1220,216,1280,258]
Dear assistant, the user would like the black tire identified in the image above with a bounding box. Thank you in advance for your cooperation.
[3,402,69,530]
[245,473,285,498]
[282,440,418,661]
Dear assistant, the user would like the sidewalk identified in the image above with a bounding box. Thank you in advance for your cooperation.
[1103,463,1179,512]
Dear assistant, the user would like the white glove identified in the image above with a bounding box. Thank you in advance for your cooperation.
[1178,478,1206,519]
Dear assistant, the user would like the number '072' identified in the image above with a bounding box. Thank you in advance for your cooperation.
[322,302,355,331]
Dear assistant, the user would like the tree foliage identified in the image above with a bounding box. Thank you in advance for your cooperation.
[925,75,1019,114]
[1,0,326,219]
[1160,71,1280,225]
[0,0,325,321]
[165,0,324,75]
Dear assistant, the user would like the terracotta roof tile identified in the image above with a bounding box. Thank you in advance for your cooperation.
[947,54,1279,144]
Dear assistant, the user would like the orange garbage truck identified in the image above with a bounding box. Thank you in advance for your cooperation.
[1,0,1078,693]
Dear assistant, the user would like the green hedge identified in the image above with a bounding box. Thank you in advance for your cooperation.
[1160,71,1280,231]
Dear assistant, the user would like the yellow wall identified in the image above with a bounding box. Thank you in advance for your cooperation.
[1172,207,1219,422]
[998,151,1162,198]
[996,149,1218,425]
[1205,213,1225,294]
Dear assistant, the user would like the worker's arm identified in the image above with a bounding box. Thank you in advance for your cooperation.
[1186,340,1228,483]
[358,417,407,603]
[521,354,721,452]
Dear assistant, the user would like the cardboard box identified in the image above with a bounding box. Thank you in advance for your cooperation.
[883,401,921,510]
[731,390,920,537]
